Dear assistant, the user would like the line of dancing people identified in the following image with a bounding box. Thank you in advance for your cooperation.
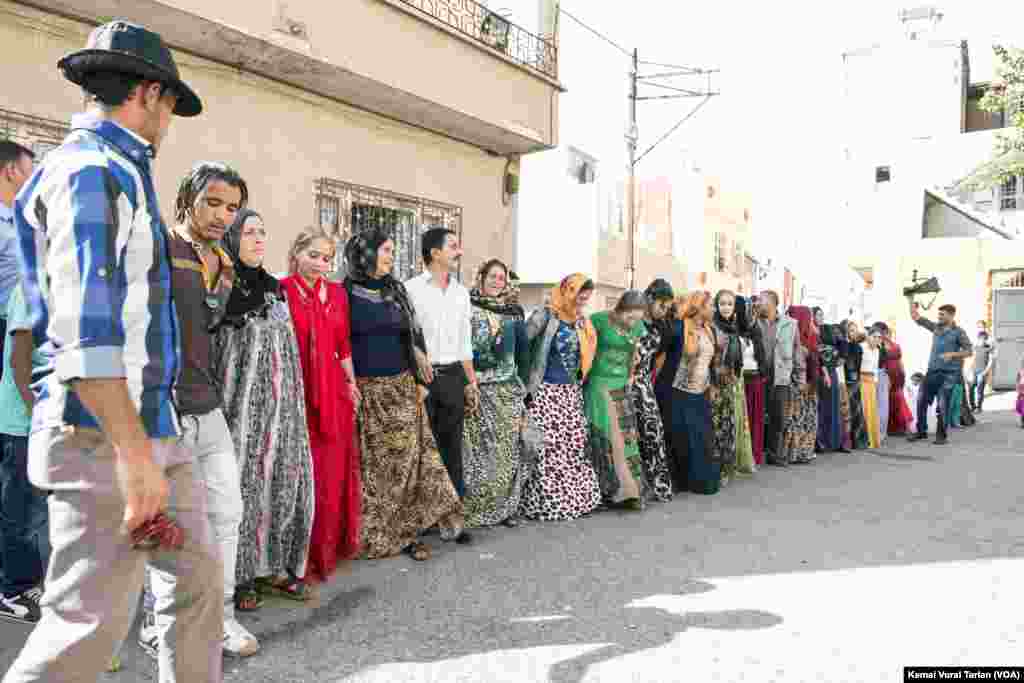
[0,19,984,683]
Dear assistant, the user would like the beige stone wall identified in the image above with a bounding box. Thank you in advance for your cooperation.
[866,237,1024,377]
[157,0,557,146]
[0,3,514,278]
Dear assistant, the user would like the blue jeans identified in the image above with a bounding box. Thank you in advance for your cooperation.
[0,433,50,596]
[916,369,956,437]
[971,371,988,410]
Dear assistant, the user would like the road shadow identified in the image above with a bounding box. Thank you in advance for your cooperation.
[322,579,783,683]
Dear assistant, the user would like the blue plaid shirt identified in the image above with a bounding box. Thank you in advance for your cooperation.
[14,114,180,438]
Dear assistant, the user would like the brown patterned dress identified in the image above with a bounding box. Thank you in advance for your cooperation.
[357,372,464,558]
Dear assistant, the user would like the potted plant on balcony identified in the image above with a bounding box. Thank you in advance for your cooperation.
[480,11,510,54]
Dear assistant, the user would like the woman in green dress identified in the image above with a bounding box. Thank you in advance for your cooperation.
[584,291,648,511]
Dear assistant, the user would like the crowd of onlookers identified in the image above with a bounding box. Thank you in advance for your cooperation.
[0,18,1020,683]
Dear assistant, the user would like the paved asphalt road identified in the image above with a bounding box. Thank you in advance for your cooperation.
[2,392,1023,682]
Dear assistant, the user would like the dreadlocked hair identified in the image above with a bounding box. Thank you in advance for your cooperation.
[174,162,249,225]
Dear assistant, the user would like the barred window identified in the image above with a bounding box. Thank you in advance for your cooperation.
[0,108,68,162]
[1000,176,1019,211]
[315,178,462,281]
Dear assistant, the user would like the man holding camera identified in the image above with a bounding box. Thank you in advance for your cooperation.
[908,301,972,445]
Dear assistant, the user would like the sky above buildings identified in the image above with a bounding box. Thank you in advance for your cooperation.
[500,0,1024,285]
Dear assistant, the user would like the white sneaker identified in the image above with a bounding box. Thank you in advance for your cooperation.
[137,612,159,660]
[223,617,259,657]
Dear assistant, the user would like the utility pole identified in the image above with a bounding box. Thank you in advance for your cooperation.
[624,54,719,290]
[626,48,639,289]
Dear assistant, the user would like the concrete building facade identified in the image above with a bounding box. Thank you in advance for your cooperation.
[840,7,1024,384]
[0,0,562,279]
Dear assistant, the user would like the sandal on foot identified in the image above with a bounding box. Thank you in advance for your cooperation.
[234,584,264,612]
[255,575,310,602]
[404,542,432,561]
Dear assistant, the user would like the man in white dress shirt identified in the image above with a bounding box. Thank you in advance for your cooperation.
[405,228,479,503]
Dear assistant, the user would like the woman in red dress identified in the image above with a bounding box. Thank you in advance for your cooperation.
[877,322,913,436]
[280,227,362,581]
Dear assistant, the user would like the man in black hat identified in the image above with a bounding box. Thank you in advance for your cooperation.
[3,20,222,683]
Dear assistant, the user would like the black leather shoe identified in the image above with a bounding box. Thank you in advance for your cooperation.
[933,434,949,445]
[907,433,928,443]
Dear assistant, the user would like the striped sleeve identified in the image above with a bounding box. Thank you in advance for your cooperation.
[17,158,133,382]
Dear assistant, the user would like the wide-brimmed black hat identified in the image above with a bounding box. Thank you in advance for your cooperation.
[58,20,202,117]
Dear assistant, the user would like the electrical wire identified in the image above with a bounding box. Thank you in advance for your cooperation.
[634,96,714,166]
[558,6,631,57]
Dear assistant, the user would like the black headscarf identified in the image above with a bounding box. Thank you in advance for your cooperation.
[713,291,744,375]
[221,208,280,322]
[342,229,427,376]
[470,259,525,320]
[735,294,767,373]
[643,278,674,342]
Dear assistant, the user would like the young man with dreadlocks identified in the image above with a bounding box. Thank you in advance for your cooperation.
[134,161,260,659]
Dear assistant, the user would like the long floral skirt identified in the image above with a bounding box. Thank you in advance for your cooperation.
[584,378,646,505]
[631,377,673,502]
[462,379,527,528]
[734,374,756,475]
[357,372,464,558]
[838,380,852,450]
[519,383,602,521]
[214,314,315,584]
[712,379,739,482]
[861,374,881,449]
[845,380,870,450]
[782,387,818,464]
[743,373,766,465]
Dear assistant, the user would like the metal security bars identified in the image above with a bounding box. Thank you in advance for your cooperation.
[395,0,558,79]
[315,178,463,281]
[0,108,68,161]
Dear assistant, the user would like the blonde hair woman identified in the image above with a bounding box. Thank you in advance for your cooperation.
[655,291,721,495]
[279,227,362,579]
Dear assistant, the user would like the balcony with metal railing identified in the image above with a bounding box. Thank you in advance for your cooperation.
[394,0,558,80]
[30,0,562,156]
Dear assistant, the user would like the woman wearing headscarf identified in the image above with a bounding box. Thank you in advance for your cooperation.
[860,326,882,448]
[840,320,870,450]
[711,290,753,485]
[656,291,721,495]
[871,324,891,444]
[461,259,530,528]
[877,323,912,436]
[814,308,846,453]
[520,274,602,521]
[280,227,362,578]
[630,279,675,503]
[737,294,767,466]
[584,291,648,510]
[212,209,315,605]
[780,306,819,464]
[342,228,466,560]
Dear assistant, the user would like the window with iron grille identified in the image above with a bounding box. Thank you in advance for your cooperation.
[315,178,462,281]
[713,232,726,273]
[0,108,68,162]
[1000,176,1019,211]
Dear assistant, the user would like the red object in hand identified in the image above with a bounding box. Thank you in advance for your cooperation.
[131,513,185,551]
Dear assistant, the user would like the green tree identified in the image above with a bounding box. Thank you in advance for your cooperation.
[956,45,1024,192]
